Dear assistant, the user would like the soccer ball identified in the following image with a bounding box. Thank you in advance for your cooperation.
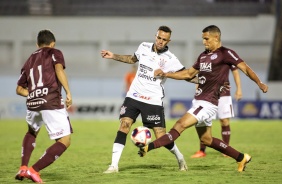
[131,126,152,147]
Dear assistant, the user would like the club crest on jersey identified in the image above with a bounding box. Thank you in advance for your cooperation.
[158,58,166,69]
[210,53,218,60]
[120,106,127,115]
[200,62,212,72]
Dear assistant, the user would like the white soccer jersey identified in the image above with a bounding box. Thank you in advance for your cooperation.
[126,42,184,106]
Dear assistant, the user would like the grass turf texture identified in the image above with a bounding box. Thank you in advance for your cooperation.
[0,119,282,184]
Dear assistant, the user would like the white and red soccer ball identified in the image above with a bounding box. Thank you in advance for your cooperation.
[131,126,152,147]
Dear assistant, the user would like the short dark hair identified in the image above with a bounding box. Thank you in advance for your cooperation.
[37,29,56,46]
[158,26,172,34]
[202,25,221,36]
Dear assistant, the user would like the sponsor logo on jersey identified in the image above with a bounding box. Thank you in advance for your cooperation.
[200,62,212,72]
[138,64,156,81]
[138,73,156,81]
[27,88,49,100]
[146,115,161,121]
[140,64,153,71]
[198,76,206,84]
[195,88,202,96]
[27,98,47,109]
[133,93,151,100]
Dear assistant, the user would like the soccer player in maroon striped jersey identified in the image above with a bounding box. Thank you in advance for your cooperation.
[15,30,73,183]
[139,25,268,172]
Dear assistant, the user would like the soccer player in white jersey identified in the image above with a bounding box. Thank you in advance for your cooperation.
[101,26,195,173]
[191,65,242,158]
[138,25,268,172]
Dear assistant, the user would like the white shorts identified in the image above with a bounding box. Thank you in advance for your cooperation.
[214,96,234,119]
[188,99,218,127]
[26,109,72,140]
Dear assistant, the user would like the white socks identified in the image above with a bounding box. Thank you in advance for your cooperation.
[110,143,125,167]
[170,144,184,161]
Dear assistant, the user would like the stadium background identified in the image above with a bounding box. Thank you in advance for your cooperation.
[0,0,281,119]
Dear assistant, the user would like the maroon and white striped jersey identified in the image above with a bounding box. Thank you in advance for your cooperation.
[193,46,243,105]
[17,47,66,111]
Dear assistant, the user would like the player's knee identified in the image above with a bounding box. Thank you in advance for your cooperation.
[153,127,166,138]
[200,137,212,146]
[57,135,71,148]
[119,117,133,132]
[220,118,230,126]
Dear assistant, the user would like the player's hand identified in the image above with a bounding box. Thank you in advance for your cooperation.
[235,90,242,101]
[65,93,72,109]
[219,82,230,94]
[101,50,113,59]
[259,82,268,93]
[154,69,165,77]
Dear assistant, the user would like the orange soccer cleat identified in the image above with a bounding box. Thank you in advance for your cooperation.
[191,150,206,158]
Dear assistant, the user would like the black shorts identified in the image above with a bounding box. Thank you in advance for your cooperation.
[119,97,166,128]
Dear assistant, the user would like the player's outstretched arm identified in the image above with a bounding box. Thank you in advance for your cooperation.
[185,75,199,84]
[101,50,137,64]
[237,62,268,93]
[154,67,198,80]
[55,63,72,109]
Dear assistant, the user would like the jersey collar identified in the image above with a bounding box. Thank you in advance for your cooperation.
[152,44,169,54]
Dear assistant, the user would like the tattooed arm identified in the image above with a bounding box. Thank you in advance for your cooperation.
[101,50,138,64]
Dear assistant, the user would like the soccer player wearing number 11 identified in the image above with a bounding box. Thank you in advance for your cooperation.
[15,30,73,183]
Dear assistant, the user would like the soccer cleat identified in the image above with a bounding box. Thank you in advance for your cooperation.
[138,145,148,157]
[190,150,206,158]
[178,158,188,171]
[237,153,252,172]
[27,167,43,183]
[103,165,119,174]
[15,166,30,180]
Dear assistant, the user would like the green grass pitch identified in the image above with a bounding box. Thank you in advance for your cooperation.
[0,119,282,184]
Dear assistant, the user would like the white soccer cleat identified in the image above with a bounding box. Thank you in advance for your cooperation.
[103,165,119,174]
[178,158,188,171]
